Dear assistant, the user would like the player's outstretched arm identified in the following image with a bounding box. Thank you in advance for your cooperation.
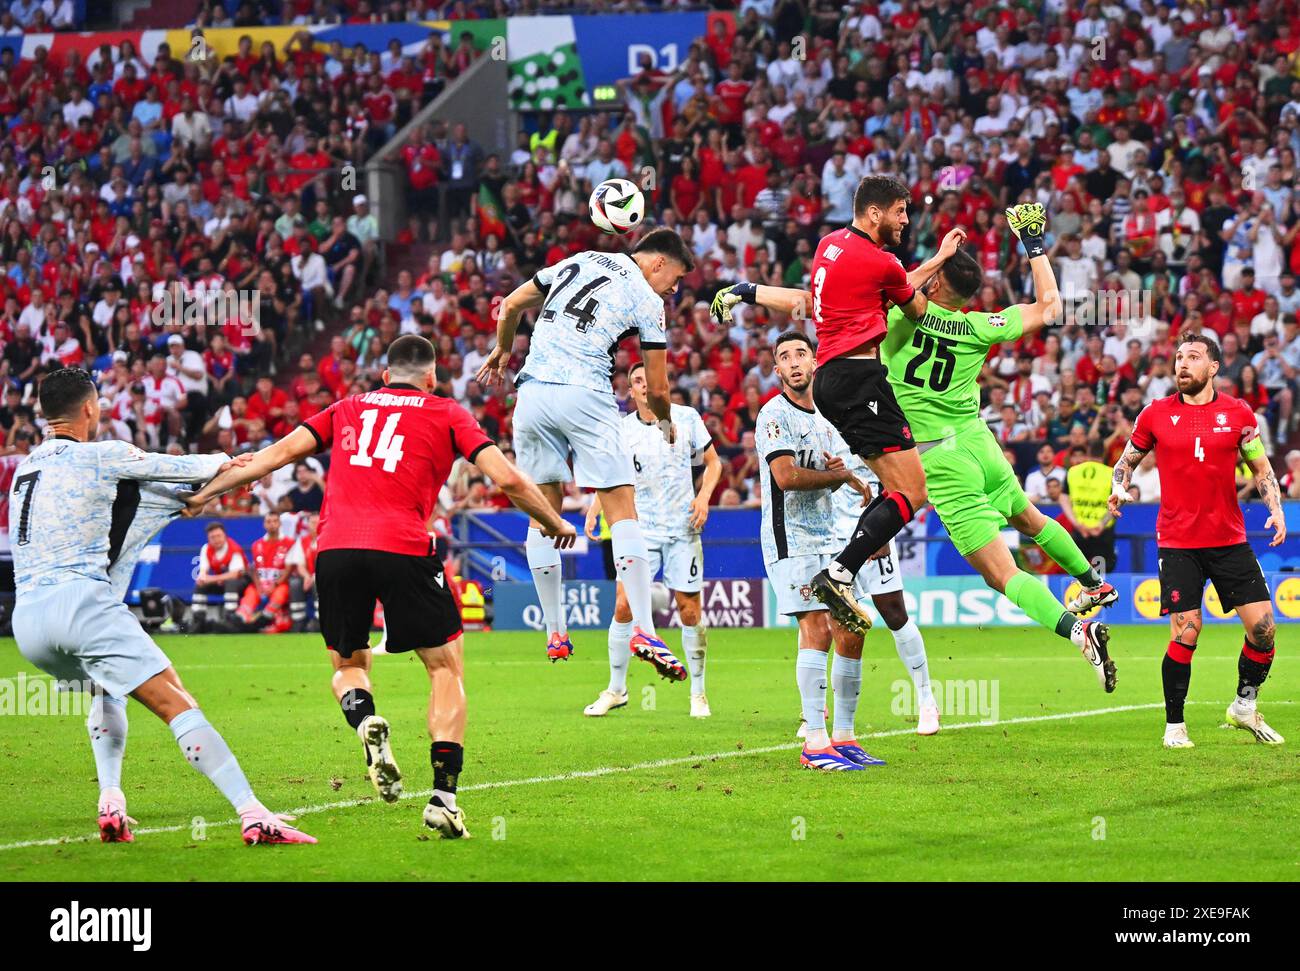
[478,278,545,386]
[186,426,319,511]
[1243,434,1287,547]
[1005,204,1062,335]
[902,227,967,310]
[710,283,810,324]
[1107,440,1149,518]
[474,444,576,548]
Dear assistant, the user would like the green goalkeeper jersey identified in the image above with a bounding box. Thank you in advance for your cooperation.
[880,301,1025,443]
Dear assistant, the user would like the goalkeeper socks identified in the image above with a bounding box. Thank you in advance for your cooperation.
[890,618,935,708]
[607,619,633,694]
[1236,638,1275,707]
[1163,640,1196,723]
[830,653,862,742]
[611,520,656,634]
[87,693,128,792]
[431,740,464,812]
[1004,570,1076,638]
[796,648,829,748]
[1032,518,1103,587]
[681,624,706,695]
[526,527,566,639]
[169,708,256,812]
[830,491,914,581]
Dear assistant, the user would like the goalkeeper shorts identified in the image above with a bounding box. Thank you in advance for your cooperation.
[921,423,1031,557]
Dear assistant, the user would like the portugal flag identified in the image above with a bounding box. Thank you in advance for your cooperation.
[476,184,506,241]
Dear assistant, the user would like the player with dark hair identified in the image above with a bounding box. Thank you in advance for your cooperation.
[713,175,966,634]
[187,335,575,838]
[1111,332,1287,749]
[717,206,1119,691]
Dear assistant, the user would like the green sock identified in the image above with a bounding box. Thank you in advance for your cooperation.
[1004,571,1076,640]
[1032,518,1103,586]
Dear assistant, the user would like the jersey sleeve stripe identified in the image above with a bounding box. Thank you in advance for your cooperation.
[531,273,551,296]
[639,341,667,350]
[300,422,326,452]
[765,448,796,461]
[466,441,491,464]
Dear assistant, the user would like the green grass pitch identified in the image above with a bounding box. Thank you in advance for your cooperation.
[1,625,1296,881]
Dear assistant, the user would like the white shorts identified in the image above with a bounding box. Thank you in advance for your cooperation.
[513,380,634,489]
[766,553,832,616]
[12,578,171,699]
[855,538,903,599]
[648,535,704,593]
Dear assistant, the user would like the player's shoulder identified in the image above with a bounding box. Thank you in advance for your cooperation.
[756,392,789,423]
[669,402,700,423]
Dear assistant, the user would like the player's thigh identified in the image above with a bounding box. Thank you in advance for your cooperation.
[1205,543,1272,622]
[976,431,1032,523]
[768,553,830,617]
[860,538,903,598]
[316,548,384,658]
[565,387,636,490]
[415,634,465,678]
[1158,547,1209,617]
[812,357,915,459]
[662,535,704,594]
[375,551,462,654]
[920,444,1006,558]
[511,381,574,486]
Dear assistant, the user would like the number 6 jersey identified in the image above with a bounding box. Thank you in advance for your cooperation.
[520,251,667,392]
[302,383,492,556]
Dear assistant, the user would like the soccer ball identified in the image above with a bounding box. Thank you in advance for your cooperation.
[589,178,645,235]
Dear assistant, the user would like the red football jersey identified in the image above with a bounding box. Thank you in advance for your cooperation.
[1130,393,1258,549]
[303,384,492,556]
[810,226,915,364]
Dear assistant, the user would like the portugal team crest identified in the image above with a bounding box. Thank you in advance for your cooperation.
[766,420,782,441]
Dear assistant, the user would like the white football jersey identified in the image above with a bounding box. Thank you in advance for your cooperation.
[623,403,712,543]
[830,430,880,542]
[755,393,841,565]
[520,251,667,392]
[9,438,226,596]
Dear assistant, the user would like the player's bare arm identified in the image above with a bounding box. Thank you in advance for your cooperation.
[642,347,674,441]
[898,227,967,320]
[473,444,576,548]
[185,425,319,512]
[710,283,810,324]
[690,443,724,530]
[584,492,603,540]
[1245,450,1287,547]
[1006,218,1063,335]
[478,278,545,386]
[1107,440,1149,518]
[769,452,866,499]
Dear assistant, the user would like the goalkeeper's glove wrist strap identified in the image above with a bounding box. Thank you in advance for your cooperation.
[732,282,757,304]
[1021,235,1046,259]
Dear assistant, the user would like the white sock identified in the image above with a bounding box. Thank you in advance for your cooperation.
[830,653,862,742]
[169,708,260,814]
[891,619,934,709]
[526,527,565,638]
[682,625,706,695]
[611,520,655,634]
[1233,695,1257,713]
[88,694,128,793]
[607,619,633,694]
[797,648,829,747]
[434,789,458,811]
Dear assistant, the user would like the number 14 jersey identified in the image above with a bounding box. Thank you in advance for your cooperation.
[303,383,492,556]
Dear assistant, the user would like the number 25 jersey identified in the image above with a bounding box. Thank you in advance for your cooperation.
[303,383,492,556]
[520,251,667,393]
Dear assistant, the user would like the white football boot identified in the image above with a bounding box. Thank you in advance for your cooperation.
[1224,701,1285,744]
[1163,723,1195,749]
[359,715,402,803]
[583,689,628,717]
[423,797,470,839]
[690,693,712,718]
[917,702,941,736]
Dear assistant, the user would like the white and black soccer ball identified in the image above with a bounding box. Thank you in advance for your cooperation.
[589,178,645,235]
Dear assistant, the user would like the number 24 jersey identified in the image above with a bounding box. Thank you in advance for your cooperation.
[303,384,492,556]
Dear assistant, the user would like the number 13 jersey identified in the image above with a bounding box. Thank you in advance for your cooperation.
[303,383,492,556]
[520,251,667,393]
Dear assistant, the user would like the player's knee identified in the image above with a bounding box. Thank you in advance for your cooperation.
[875,599,908,630]
[677,597,701,627]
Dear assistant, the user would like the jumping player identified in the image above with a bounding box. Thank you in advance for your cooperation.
[1110,333,1287,749]
[187,335,574,838]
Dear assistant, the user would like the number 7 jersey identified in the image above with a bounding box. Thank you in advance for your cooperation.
[303,383,492,556]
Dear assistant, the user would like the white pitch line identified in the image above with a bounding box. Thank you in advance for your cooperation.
[0,701,1172,853]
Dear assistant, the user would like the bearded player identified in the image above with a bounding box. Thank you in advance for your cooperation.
[714,175,966,635]
[187,335,575,838]
[1111,333,1287,749]
[718,205,1118,690]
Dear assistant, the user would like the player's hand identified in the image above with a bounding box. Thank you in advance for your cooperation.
[709,282,756,324]
[657,418,676,445]
[689,493,710,531]
[845,474,870,500]
[823,451,846,475]
[1266,512,1287,547]
[938,226,967,258]
[180,492,208,517]
[584,506,600,541]
[543,518,577,549]
[1107,488,1131,519]
[475,346,510,387]
[217,453,255,475]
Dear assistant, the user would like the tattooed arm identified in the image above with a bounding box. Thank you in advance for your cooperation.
[1107,439,1150,518]
[1246,453,1288,547]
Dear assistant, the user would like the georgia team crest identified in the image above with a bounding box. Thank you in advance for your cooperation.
[1216,412,1227,426]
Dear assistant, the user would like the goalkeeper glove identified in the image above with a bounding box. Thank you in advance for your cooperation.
[710,282,756,324]
[1005,203,1048,259]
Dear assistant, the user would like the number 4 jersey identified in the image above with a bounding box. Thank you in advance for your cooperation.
[521,251,667,392]
[880,302,1025,442]
[302,383,492,556]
